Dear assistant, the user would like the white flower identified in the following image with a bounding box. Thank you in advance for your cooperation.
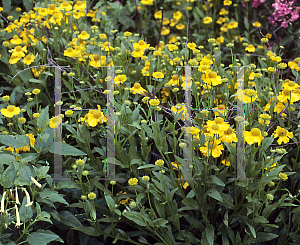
[15,187,20,205]
[23,188,33,208]
[1,191,6,213]
[31,176,42,188]
[15,204,23,228]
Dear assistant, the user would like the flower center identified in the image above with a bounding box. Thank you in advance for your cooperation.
[134,83,141,89]
[278,128,286,136]
[224,128,233,135]
[93,55,100,61]
[250,128,261,136]
[77,1,83,5]
[288,81,295,87]
[138,40,145,46]
[7,105,15,112]
[283,89,291,96]
[135,47,141,52]
[212,124,219,131]
[15,46,22,52]
[214,118,224,124]
[208,71,217,79]
[93,111,102,118]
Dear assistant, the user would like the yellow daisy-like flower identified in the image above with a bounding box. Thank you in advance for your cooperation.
[152,71,164,79]
[74,1,86,11]
[245,44,255,53]
[124,31,132,37]
[131,47,144,58]
[222,159,230,166]
[277,89,299,104]
[207,117,230,131]
[171,103,188,121]
[85,105,106,127]
[187,42,197,50]
[32,89,41,95]
[273,126,293,145]
[128,178,138,186]
[202,71,222,86]
[130,83,147,95]
[220,127,237,143]
[22,53,35,65]
[200,139,224,158]
[78,31,90,40]
[288,58,300,71]
[155,159,164,167]
[88,192,96,200]
[89,54,106,68]
[168,44,178,51]
[244,128,264,145]
[1,105,21,118]
[279,172,288,181]
[49,115,62,128]
[203,16,213,24]
[114,75,127,85]
[149,99,160,106]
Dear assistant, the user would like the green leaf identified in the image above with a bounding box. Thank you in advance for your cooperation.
[15,165,32,186]
[48,142,87,156]
[123,211,146,226]
[37,105,49,130]
[0,135,30,148]
[19,196,33,222]
[153,218,168,228]
[26,230,63,245]
[203,224,214,245]
[36,211,52,224]
[72,226,102,237]
[0,154,17,165]
[247,232,278,244]
[207,175,225,186]
[59,211,82,228]
[105,194,115,212]
[206,188,223,202]
[253,216,269,224]
[39,189,68,205]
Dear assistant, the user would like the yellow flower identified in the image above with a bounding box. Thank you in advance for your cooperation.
[187,42,197,50]
[252,21,261,28]
[49,115,62,128]
[128,178,138,186]
[200,139,224,158]
[203,17,213,24]
[154,10,162,19]
[33,113,40,118]
[74,1,86,11]
[89,54,106,68]
[273,126,293,145]
[10,35,22,45]
[142,176,150,181]
[244,128,264,145]
[85,105,106,127]
[202,71,222,86]
[114,75,127,84]
[22,53,35,65]
[2,95,10,102]
[1,105,21,118]
[124,31,132,37]
[155,159,164,167]
[152,71,164,79]
[279,172,288,181]
[65,110,74,116]
[141,0,153,5]
[171,104,188,121]
[245,44,255,53]
[32,89,41,95]
[88,192,96,200]
[222,159,230,166]
[78,31,90,40]
[288,58,300,71]
[175,23,185,30]
[223,0,232,5]
[149,99,160,106]
[130,83,147,95]
[132,46,144,58]
[168,44,178,51]
[220,127,237,143]
[76,159,85,165]
[173,11,182,21]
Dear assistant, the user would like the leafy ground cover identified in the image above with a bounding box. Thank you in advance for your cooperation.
[0,0,300,244]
